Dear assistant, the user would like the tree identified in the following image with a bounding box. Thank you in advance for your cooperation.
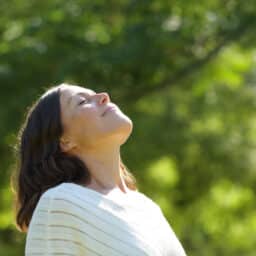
[1,1,256,255]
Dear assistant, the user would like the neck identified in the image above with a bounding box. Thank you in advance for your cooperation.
[76,145,129,193]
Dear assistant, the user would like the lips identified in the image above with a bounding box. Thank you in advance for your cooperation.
[102,105,117,116]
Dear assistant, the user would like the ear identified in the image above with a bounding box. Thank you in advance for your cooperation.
[60,137,76,152]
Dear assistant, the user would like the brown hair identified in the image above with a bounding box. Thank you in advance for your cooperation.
[10,83,137,233]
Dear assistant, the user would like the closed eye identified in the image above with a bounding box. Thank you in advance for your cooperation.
[78,99,88,105]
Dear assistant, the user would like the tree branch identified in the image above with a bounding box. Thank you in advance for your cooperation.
[124,16,256,104]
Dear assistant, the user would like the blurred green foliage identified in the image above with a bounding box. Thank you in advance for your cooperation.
[1,0,256,255]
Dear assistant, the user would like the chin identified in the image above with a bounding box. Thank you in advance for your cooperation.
[110,117,133,145]
[119,119,133,145]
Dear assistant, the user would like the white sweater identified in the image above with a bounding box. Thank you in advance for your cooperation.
[25,182,187,256]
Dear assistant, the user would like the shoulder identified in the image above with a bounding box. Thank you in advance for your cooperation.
[39,182,67,202]
[26,183,89,255]
[135,190,162,212]
[35,182,80,214]
[29,182,89,232]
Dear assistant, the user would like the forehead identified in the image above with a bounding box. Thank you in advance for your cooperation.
[60,85,95,98]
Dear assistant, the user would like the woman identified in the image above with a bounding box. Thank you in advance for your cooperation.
[11,83,187,256]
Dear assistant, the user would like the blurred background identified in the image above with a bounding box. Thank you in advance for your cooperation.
[1,0,256,255]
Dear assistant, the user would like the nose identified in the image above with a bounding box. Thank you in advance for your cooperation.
[97,92,110,105]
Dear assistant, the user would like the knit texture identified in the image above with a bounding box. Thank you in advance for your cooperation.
[25,182,187,256]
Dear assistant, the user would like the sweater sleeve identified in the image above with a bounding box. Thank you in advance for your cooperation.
[25,191,87,255]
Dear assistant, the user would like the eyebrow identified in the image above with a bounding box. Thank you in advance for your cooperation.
[67,90,96,106]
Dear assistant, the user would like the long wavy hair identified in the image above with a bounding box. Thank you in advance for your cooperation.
[10,83,137,233]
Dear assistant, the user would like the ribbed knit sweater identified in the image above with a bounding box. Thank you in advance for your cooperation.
[25,182,187,256]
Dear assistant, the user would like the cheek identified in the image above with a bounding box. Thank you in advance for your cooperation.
[75,109,102,136]
[78,107,99,125]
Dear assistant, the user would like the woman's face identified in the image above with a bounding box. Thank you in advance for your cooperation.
[59,84,133,152]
